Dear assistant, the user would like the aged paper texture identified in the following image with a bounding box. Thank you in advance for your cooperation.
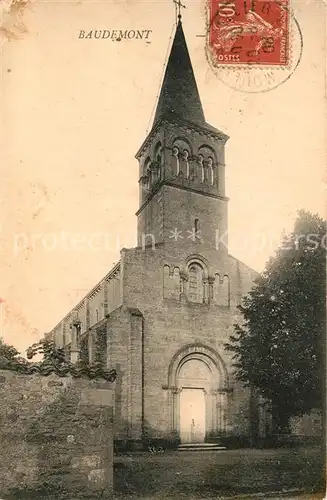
[0,0,325,498]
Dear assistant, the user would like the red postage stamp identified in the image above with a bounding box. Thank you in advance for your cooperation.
[208,0,290,66]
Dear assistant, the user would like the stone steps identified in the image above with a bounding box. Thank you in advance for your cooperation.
[177,442,226,451]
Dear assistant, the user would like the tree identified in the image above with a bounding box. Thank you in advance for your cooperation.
[26,338,66,365]
[0,338,21,361]
[0,338,19,361]
[0,338,29,366]
[0,338,66,367]
[226,210,326,433]
[0,336,116,382]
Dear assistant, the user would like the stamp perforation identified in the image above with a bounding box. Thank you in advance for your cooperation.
[205,0,294,70]
[203,0,303,93]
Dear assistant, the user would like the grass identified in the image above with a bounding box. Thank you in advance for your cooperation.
[114,446,325,499]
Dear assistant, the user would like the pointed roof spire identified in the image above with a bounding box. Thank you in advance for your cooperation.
[152,18,206,127]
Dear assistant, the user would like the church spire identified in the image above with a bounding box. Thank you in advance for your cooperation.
[152,17,206,127]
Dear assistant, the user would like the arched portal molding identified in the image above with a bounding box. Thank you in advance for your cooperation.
[167,343,229,389]
[185,254,209,271]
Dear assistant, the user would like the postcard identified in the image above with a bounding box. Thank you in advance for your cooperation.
[0,0,325,498]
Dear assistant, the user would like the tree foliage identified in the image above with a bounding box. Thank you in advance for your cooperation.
[0,337,20,360]
[0,336,116,381]
[0,338,29,366]
[226,210,326,432]
[26,338,107,372]
[26,338,67,365]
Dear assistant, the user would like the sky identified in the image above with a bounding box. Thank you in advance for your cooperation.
[0,0,325,354]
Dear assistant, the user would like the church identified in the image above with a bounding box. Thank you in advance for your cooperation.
[47,15,258,448]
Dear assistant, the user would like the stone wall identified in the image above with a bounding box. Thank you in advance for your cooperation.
[119,245,257,443]
[0,369,114,499]
[290,410,323,438]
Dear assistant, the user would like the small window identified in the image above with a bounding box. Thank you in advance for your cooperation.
[198,154,204,182]
[188,263,204,303]
[154,142,162,163]
[172,147,180,175]
[144,157,151,191]
[194,219,200,233]
[183,149,190,179]
[95,309,99,322]
[155,145,163,181]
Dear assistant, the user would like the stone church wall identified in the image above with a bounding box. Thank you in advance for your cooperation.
[137,189,164,246]
[162,184,228,255]
[120,245,257,443]
[88,287,105,326]
[140,301,250,439]
[106,305,143,445]
[0,370,114,499]
[290,410,323,438]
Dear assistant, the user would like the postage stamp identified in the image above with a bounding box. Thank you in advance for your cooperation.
[208,0,290,66]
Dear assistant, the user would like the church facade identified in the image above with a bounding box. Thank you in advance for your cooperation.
[48,19,258,448]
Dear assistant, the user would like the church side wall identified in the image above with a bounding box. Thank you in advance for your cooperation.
[88,288,104,327]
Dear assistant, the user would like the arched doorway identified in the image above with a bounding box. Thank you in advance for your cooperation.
[178,358,211,443]
[166,344,230,443]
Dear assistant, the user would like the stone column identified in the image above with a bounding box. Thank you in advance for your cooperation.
[203,278,209,304]
[220,392,227,432]
[211,389,219,436]
[86,301,90,330]
[202,388,210,440]
[70,320,81,364]
[171,387,181,434]
[162,385,172,433]
[202,161,208,183]
[217,388,232,433]
[88,331,95,365]
[128,312,143,444]
[180,272,188,302]
[208,277,215,304]
[103,281,108,316]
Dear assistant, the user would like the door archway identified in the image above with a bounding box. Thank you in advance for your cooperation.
[166,344,230,442]
[178,357,211,443]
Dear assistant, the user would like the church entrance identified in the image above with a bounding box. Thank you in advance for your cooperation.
[179,388,205,443]
[177,357,211,443]
[167,344,230,442]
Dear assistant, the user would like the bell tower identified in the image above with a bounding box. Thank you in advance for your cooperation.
[135,17,229,253]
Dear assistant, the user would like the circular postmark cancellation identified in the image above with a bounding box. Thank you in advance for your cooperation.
[205,0,303,93]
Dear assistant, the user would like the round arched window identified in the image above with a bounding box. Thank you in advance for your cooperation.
[188,263,204,303]
[198,154,205,182]
[172,147,180,175]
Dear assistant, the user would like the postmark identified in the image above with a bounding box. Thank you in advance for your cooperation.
[205,0,303,92]
[208,0,289,66]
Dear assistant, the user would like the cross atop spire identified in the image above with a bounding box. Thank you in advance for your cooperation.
[173,0,186,21]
